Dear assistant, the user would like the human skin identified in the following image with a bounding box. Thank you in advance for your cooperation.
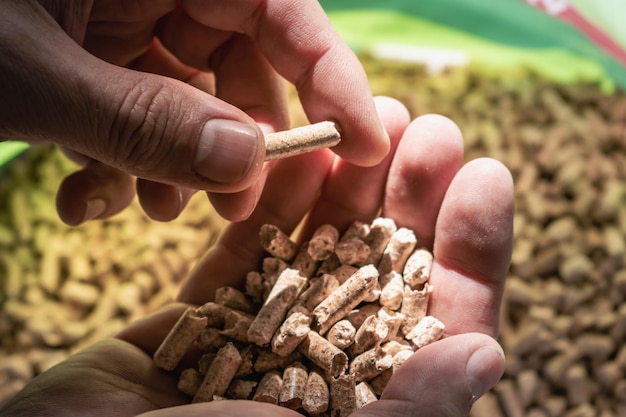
[0,0,389,224]
[0,97,514,417]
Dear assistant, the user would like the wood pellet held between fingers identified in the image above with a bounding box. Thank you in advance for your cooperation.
[153,217,446,416]
[264,121,341,161]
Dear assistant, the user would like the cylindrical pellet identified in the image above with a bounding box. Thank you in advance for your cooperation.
[303,369,330,415]
[192,343,242,403]
[313,265,379,335]
[154,307,208,371]
[247,268,307,346]
[298,330,349,377]
[265,121,341,160]
[279,362,309,410]
[253,370,283,404]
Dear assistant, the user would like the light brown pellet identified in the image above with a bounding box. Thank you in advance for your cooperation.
[335,238,371,266]
[313,265,379,335]
[221,309,253,343]
[234,346,255,378]
[341,220,371,242]
[253,370,283,404]
[392,348,414,371]
[196,302,236,328]
[327,319,356,349]
[317,221,368,274]
[264,121,341,161]
[245,271,264,304]
[364,217,397,266]
[197,327,228,352]
[303,369,330,415]
[192,342,242,403]
[298,274,340,312]
[368,368,392,396]
[330,373,357,417]
[298,330,349,377]
[355,381,378,408]
[178,368,202,397]
[378,271,404,310]
[279,362,309,410]
[377,307,404,341]
[349,346,394,382]
[346,303,382,329]
[405,316,445,349]
[259,224,298,262]
[262,257,289,286]
[271,309,312,357]
[292,242,318,278]
[403,248,434,288]
[308,224,340,261]
[348,315,389,357]
[377,227,417,275]
[247,268,307,346]
[330,265,359,285]
[226,379,258,400]
[401,284,432,335]
[154,306,208,371]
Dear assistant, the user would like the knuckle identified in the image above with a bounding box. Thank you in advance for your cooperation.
[107,82,178,175]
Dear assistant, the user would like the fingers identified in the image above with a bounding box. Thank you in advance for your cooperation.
[381,114,512,337]
[136,179,196,222]
[85,0,176,65]
[365,333,505,417]
[182,0,390,166]
[430,158,514,337]
[300,96,411,237]
[2,4,267,194]
[135,401,302,417]
[178,96,407,302]
[56,161,135,226]
[206,164,271,222]
[130,38,216,96]
[383,115,465,249]
[82,64,266,193]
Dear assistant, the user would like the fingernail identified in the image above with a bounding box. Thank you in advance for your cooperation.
[82,198,106,223]
[465,346,505,404]
[194,119,259,184]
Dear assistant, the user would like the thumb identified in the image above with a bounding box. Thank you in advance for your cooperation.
[1,5,265,193]
[78,65,266,192]
[361,333,505,417]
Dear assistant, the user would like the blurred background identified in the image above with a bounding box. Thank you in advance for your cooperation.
[1,1,625,415]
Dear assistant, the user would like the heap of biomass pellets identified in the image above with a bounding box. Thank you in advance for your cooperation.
[153,218,444,416]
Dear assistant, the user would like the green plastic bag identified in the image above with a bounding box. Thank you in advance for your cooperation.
[320,0,626,90]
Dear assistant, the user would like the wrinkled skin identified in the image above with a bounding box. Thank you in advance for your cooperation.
[0,98,514,417]
[0,0,389,224]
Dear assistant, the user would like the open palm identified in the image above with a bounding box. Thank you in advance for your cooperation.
[0,97,513,417]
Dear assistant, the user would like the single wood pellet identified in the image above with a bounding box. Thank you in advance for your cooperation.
[264,121,342,161]
[153,217,445,416]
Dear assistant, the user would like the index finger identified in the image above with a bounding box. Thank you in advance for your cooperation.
[182,0,390,166]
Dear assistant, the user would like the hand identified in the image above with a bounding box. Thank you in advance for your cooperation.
[0,97,513,417]
[0,0,388,225]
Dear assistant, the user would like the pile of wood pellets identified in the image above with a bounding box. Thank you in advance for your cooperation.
[1,57,626,416]
[153,219,441,416]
